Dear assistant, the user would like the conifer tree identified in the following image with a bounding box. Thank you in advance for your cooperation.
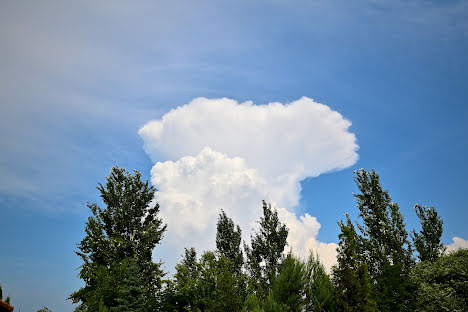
[304,252,335,312]
[270,253,306,312]
[160,247,199,311]
[412,204,445,262]
[242,294,264,312]
[212,255,245,312]
[113,257,147,312]
[332,215,376,312]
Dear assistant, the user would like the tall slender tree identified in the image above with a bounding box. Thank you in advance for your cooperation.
[412,204,445,262]
[332,215,376,312]
[69,167,166,311]
[304,252,335,312]
[353,169,414,311]
[245,201,289,299]
[216,210,243,273]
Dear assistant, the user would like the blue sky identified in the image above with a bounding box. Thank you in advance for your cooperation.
[1,1,468,311]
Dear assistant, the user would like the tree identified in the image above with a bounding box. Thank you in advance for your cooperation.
[304,252,335,312]
[353,169,414,311]
[216,210,243,273]
[166,248,245,312]
[112,257,148,312]
[165,247,200,311]
[242,294,264,312]
[245,201,289,298]
[69,167,166,311]
[212,255,245,312]
[332,215,376,312]
[411,248,468,311]
[412,204,445,262]
[270,253,306,312]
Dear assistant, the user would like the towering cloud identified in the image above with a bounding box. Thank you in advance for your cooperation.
[446,236,468,253]
[139,97,359,270]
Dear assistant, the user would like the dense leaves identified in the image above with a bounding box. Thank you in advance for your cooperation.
[245,201,289,299]
[216,210,244,273]
[68,166,467,312]
[412,204,445,262]
[353,169,414,311]
[270,254,306,312]
[69,167,166,311]
[411,248,468,311]
[305,252,335,312]
[332,215,376,312]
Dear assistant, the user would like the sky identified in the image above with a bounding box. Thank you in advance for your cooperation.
[1,0,468,311]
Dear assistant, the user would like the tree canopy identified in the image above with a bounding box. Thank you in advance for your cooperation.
[66,166,467,312]
[412,204,445,262]
[69,167,166,311]
[245,201,289,299]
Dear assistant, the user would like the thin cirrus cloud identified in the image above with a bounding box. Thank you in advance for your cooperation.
[139,97,359,270]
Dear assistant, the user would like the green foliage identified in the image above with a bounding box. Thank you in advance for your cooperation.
[245,201,289,298]
[165,248,245,312]
[5,296,10,304]
[353,169,414,311]
[165,247,199,311]
[411,248,468,312]
[212,255,245,311]
[69,167,166,311]
[65,165,457,311]
[242,294,264,312]
[216,210,244,273]
[74,304,87,312]
[332,215,376,312]
[263,294,288,312]
[0,284,2,300]
[112,258,148,312]
[412,204,445,262]
[270,253,306,312]
[304,252,335,312]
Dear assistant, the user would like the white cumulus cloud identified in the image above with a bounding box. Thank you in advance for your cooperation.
[446,236,468,253]
[139,97,358,181]
[140,97,358,271]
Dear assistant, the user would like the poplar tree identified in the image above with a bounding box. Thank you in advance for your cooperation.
[412,204,445,262]
[216,210,243,273]
[353,169,414,311]
[245,201,289,298]
[304,252,335,312]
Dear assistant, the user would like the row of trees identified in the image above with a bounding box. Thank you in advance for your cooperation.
[69,167,468,311]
